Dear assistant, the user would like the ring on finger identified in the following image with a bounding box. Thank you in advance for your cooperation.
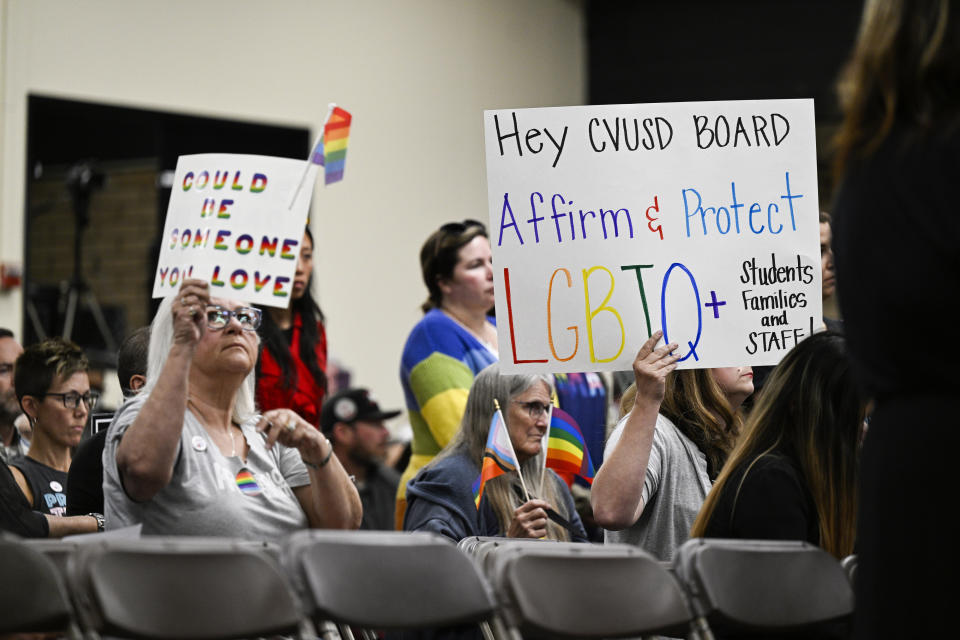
[285,419,297,432]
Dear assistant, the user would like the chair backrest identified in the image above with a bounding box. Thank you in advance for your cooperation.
[284,529,496,631]
[674,538,854,636]
[66,537,302,639]
[841,553,857,584]
[488,543,694,639]
[22,538,78,579]
[0,537,76,635]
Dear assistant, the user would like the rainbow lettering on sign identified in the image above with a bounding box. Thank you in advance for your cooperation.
[235,469,262,496]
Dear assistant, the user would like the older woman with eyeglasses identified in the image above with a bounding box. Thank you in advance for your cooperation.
[102,279,361,536]
[395,219,499,528]
[404,363,587,542]
[9,338,99,523]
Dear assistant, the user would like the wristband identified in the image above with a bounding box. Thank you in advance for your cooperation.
[88,512,105,532]
[303,437,334,470]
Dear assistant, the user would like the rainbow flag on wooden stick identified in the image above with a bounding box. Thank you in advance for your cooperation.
[544,407,595,487]
[472,406,519,508]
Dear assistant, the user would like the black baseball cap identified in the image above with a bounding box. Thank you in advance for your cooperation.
[320,388,401,434]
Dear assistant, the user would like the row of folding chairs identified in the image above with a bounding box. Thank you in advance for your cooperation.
[458,536,855,639]
[1,530,855,639]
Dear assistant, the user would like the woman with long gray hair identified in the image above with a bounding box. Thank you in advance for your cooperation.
[403,363,587,542]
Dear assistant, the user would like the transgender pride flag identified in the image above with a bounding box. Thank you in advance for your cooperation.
[471,408,518,508]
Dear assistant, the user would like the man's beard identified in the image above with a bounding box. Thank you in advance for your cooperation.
[0,402,21,429]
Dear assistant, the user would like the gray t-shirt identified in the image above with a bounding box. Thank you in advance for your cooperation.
[603,413,711,561]
[103,395,310,537]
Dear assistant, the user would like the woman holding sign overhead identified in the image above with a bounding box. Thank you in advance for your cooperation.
[591,331,752,561]
[395,220,499,528]
[404,362,586,542]
[103,278,360,536]
[255,226,329,428]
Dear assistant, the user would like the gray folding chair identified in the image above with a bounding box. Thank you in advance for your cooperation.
[486,542,696,639]
[673,538,854,639]
[284,529,498,640]
[23,537,78,579]
[65,536,303,639]
[0,537,81,638]
[841,553,857,585]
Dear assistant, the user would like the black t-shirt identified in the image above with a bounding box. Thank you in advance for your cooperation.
[66,429,107,516]
[703,452,819,545]
[1,460,49,537]
[9,457,69,516]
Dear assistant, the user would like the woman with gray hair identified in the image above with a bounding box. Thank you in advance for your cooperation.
[403,362,587,542]
[102,279,361,536]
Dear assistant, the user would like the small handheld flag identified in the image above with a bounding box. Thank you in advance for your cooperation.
[544,407,595,487]
[288,103,352,209]
[472,399,526,508]
[320,106,351,184]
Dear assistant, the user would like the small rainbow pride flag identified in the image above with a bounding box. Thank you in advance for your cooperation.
[310,106,351,185]
[544,407,595,487]
[471,409,518,508]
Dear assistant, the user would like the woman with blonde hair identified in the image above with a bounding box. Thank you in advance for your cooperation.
[592,332,752,561]
[404,363,586,542]
[691,332,862,559]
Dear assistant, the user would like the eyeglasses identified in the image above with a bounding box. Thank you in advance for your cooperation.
[205,305,262,331]
[438,219,485,235]
[45,391,99,410]
[513,400,552,420]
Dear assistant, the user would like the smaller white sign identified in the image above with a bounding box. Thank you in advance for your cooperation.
[152,153,317,308]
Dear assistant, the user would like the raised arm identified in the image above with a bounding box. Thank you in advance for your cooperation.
[591,331,680,530]
[116,280,207,502]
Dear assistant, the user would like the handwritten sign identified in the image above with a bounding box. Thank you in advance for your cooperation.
[152,153,317,307]
[484,99,821,373]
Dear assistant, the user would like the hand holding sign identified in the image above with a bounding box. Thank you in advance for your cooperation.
[631,330,681,406]
[172,279,209,348]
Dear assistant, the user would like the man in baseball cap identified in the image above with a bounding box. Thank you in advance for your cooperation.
[321,388,401,530]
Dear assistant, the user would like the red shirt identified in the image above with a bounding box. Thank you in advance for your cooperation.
[255,313,328,428]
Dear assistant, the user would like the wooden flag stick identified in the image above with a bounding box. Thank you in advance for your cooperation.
[495,398,531,502]
[538,403,553,497]
[287,103,337,210]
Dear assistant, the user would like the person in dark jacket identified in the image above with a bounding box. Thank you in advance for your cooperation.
[404,363,587,542]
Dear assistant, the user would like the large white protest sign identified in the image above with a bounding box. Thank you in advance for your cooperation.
[484,99,821,373]
[152,153,317,307]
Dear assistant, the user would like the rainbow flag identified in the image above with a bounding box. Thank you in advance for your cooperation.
[471,409,517,508]
[545,407,595,487]
[324,106,351,184]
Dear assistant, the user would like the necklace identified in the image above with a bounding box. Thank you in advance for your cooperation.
[187,398,237,457]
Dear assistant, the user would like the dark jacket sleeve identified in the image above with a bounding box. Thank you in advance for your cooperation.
[404,492,473,542]
[403,454,480,542]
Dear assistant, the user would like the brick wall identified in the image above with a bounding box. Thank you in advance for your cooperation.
[27,159,159,345]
